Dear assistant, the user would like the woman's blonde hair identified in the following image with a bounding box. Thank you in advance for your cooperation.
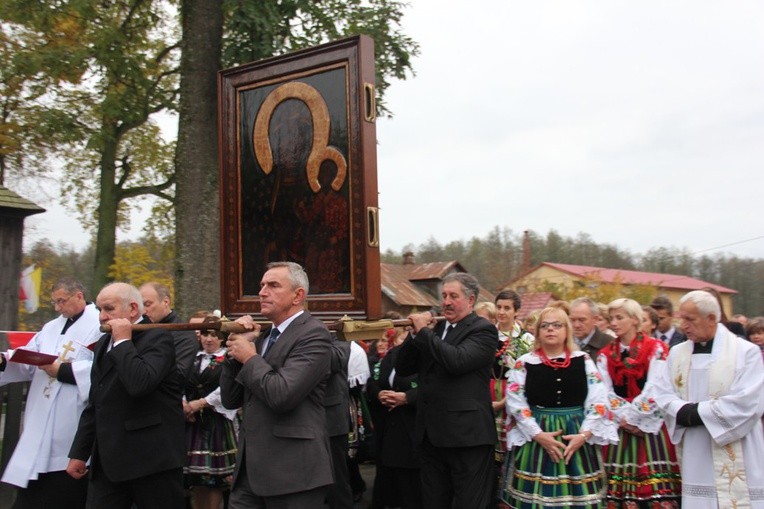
[474,301,497,322]
[531,307,579,352]
[607,298,644,326]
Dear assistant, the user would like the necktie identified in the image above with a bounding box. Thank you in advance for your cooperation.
[661,334,668,342]
[264,327,281,355]
[442,324,454,341]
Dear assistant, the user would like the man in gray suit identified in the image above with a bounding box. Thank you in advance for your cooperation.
[221,261,333,508]
[570,297,613,357]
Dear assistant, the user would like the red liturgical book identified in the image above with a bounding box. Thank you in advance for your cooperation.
[7,349,58,366]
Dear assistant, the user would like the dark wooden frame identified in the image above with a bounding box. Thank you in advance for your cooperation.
[218,35,381,321]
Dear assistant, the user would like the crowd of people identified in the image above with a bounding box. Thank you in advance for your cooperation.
[1,267,764,509]
[362,281,764,509]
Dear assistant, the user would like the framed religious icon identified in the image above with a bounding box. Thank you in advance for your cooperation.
[218,35,381,321]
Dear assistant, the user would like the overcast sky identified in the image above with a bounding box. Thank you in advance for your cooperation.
[375,0,764,260]
[22,0,764,262]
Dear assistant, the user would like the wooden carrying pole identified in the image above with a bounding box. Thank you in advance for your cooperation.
[99,315,446,341]
[99,321,255,334]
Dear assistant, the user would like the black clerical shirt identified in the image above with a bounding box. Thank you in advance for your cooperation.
[61,306,88,335]
[692,339,714,354]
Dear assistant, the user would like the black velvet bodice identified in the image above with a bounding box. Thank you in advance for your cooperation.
[524,356,588,407]
[184,354,223,401]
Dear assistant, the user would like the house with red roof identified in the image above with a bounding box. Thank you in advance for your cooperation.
[516,292,559,321]
[504,262,738,315]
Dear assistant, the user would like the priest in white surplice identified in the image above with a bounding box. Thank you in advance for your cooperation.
[0,278,101,509]
[652,290,764,509]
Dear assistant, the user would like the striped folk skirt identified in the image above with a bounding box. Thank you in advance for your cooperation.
[184,409,238,488]
[499,406,606,509]
[603,425,681,508]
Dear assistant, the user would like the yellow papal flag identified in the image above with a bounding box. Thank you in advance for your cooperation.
[19,264,42,313]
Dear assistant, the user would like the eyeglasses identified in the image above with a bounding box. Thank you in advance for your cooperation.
[200,330,219,337]
[539,321,565,330]
[50,294,75,307]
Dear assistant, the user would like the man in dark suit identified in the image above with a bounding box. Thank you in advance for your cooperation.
[221,261,333,508]
[139,282,198,383]
[570,297,613,357]
[324,339,353,509]
[650,295,687,348]
[66,282,185,509]
[395,272,496,509]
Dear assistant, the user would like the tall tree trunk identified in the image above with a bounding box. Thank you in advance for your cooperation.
[174,0,223,319]
[93,138,120,292]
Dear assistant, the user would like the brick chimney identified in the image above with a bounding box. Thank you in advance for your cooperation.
[403,251,415,265]
[521,230,531,273]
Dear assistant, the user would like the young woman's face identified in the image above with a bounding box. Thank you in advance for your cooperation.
[200,330,222,354]
[609,308,640,339]
[496,299,516,329]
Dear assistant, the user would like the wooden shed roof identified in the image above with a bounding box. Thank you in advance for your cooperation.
[381,261,494,307]
[0,186,45,216]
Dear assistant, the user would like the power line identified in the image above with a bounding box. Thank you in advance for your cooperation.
[692,235,764,256]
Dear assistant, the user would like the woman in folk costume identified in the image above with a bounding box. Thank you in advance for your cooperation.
[499,306,618,509]
[493,291,535,460]
[597,298,681,508]
[183,318,239,509]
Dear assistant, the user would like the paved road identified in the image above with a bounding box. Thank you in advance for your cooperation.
[355,462,375,508]
[0,463,379,509]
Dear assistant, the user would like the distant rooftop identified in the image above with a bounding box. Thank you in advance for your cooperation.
[530,262,737,294]
[381,255,494,307]
[381,262,442,307]
[517,292,557,320]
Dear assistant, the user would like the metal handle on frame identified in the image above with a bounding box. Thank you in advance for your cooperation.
[364,83,376,122]
[367,206,379,247]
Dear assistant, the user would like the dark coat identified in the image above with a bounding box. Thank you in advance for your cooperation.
[366,344,419,468]
[660,329,688,348]
[580,327,614,358]
[69,328,185,482]
[159,310,200,383]
[324,340,351,437]
[395,312,496,448]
